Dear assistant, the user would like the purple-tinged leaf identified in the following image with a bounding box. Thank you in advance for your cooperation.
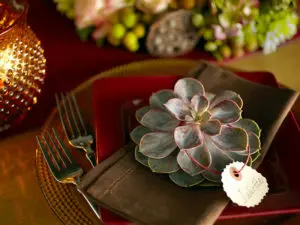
[135,146,149,167]
[169,169,204,187]
[177,146,211,176]
[150,90,176,109]
[174,124,202,149]
[232,119,261,137]
[174,78,205,101]
[200,120,221,136]
[164,98,191,121]
[211,126,248,151]
[210,100,241,124]
[206,92,216,102]
[140,109,179,132]
[130,126,151,144]
[235,131,261,155]
[136,106,152,122]
[201,136,233,182]
[140,132,177,159]
[191,95,209,114]
[210,90,243,109]
[148,150,180,173]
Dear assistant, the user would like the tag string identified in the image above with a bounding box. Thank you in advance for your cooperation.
[184,145,251,175]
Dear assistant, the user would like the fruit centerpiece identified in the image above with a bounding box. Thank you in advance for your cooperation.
[54,0,299,60]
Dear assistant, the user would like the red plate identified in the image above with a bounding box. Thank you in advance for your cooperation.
[92,72,300,224]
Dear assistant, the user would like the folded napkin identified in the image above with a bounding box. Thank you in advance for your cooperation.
[81,62,299,225]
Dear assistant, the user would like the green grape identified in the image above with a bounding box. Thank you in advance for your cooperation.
[220,45,232,59]
[123,32,139,52]
[54,0,75,19]
[245,35,258,52]
[203,29,214,40]
[122,12,138,28]
[108,33,121,46]
[109,13,120,24]
[192,13,204,28]
[233,47,245,58]
[111,23,126,40]
[120,7,134,16]
[133,24,146,38]
[204,42,218,52]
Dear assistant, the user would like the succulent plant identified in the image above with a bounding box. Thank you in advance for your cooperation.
[131,78,261,187]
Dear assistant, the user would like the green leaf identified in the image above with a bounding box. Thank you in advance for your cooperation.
[164,98,191,121]
[251,151,261,163]
[235,131,261,156]
[140,132,177,159]
[177,146,211,176]
[205,92,216,102]
[148,150,180,173]
[200,120,221,136]
[174,124,202,149]
[211,126,248,151]
[130,126,151,144]
[136,106,152,122]
[135,146,149,167]
[77,26,95,41]
[232,119,261,137]
[174,78,205,101]
[210,90,243,109]
[191,95,209,114]
[198,180,222,187]
[149,90,175,109]
[210,100,242,124]
[140,109,179,132]
[169,169,204,187]
[201,136,233,182]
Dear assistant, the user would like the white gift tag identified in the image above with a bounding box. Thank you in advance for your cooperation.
[221,162,269,208]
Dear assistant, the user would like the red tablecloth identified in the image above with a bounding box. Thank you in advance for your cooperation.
[1,0,299,138]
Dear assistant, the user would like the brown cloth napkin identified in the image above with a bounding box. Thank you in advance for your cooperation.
[78,62,299,225]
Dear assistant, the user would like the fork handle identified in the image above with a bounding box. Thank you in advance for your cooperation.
[77,188,102,221]
[84,148,97,167]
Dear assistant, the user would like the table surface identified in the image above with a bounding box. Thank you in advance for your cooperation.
[1,0,300,224]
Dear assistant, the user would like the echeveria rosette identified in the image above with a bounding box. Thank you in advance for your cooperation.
[130,78,261,188]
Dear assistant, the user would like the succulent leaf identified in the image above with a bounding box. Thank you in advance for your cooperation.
[135,146,149,167]
[164,98,191,121]
[210,90,243,109]
[174,78,205,101]
[237,132,261,156]
[177,146,211,176]
[136,106,152,122]
[140,132,177,159]
[251,151,261,163]
[206,92,216,102]
[191,95,209,114]
[148,150,180,173]
[232,119,261,137]
[150,90,176,109]
[140,109,179,132]
[174,124,203,149]
[200,120,221,136]
[211,126,248,151]
[169,169,205,187]
[201,136,233,182]
[198,180,222,187]
[210,100,242,124]
[130,126,151,144]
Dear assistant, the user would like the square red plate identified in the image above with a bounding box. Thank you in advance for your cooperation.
[92,72,300,224]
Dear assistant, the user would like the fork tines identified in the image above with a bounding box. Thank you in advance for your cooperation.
[36,128,82,179]
[55,92,87,140]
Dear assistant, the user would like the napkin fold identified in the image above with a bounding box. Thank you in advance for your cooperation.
[79,62,299,225]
